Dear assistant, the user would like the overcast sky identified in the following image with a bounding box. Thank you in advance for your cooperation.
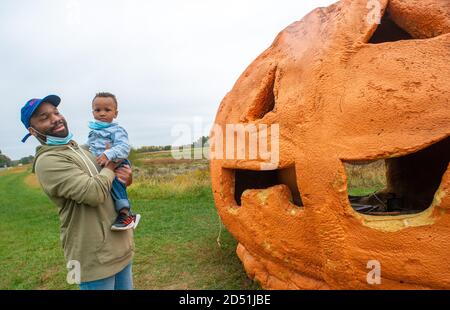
[0,0,335,159]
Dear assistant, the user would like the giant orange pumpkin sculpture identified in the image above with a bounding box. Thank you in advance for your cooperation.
[210,0,450,289]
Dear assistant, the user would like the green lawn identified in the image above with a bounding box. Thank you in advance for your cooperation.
[0,160,382,290]
[0,168,258,290]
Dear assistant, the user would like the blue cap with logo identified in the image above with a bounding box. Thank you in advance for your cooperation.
[20,95,61,142]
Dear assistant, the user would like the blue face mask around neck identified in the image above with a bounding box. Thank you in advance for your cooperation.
[46,132,74,145]
[88,120,114,130]
[31,127,73,146]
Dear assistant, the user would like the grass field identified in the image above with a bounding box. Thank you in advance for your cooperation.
[0,161,258,290]
[0,152,385,289]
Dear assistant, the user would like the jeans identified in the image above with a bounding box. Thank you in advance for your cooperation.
[111,159,131,213]
[79,263,133,290]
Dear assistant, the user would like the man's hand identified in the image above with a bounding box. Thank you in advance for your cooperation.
[97,154,109,166]
[104,160,120,172]
[115,164,133,186]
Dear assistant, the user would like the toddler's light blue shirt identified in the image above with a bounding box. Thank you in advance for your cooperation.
[87,122,130,161]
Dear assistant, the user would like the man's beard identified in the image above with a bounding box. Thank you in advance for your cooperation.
[45,119,69,138]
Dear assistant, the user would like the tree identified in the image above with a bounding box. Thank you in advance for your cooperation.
[19,155,34,165]
[0,150,12,167]
[192,136,209,148]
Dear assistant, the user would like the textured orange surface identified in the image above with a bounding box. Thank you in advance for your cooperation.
[210,0,450,289]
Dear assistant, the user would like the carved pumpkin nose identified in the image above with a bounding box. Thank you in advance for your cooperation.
[210,0,450,289]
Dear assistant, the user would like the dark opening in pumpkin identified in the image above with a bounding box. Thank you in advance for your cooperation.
[368,10,413,43]
[345,137,449,216]
[233,166,303,207]
[243,67,277,121]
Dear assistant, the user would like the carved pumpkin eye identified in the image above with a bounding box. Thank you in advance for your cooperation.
[210,0,450,289]
[368,10,413,43]
[241,66,277,122]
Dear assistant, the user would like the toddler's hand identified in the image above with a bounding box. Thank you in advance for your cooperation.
[97,154,109,167]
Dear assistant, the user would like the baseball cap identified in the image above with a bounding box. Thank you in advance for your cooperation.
[20,95,61,142]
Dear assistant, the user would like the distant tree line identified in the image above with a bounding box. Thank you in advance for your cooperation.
[0,135,210,167]
[0,150,34,167]
[133,145,172,153]
[132,136,209,153]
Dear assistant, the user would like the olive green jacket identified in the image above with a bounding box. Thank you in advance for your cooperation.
[32,140,134,282]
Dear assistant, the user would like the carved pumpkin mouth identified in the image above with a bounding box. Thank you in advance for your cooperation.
[231,166,303,207]
[223,136,449,223]
[346,136,449,216]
